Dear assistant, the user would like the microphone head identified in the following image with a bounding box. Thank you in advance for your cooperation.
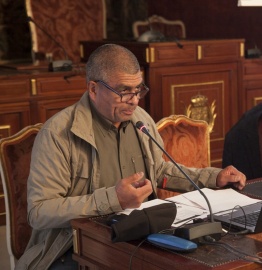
[135,121,149,134]
[135,121,144,129]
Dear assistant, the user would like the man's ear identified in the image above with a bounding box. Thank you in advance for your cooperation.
[88,81,97,100]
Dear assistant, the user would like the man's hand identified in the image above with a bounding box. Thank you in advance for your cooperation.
[216,165,246,190]
[115,172,153,209]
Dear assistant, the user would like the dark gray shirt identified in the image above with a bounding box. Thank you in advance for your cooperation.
[90,100,148,188]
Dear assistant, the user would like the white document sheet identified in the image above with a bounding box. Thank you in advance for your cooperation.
[117,188,261,228]
[166,188,261,214]
[238,0,262,6]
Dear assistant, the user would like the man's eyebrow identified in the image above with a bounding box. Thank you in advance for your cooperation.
[117,82,144,90]
[115,81,144,92]
[114,84,129,91]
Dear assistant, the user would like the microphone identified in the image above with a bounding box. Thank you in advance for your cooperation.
[135,121,222,243]
[27,16,72,72]
[172,37,183,49]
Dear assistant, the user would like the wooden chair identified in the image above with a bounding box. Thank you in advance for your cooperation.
[156,115,210,199]
[25,0,107,63]
[132,14,186,41]
[0,123,43,269]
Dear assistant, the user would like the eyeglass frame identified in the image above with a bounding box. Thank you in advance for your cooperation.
[94,80,149,102]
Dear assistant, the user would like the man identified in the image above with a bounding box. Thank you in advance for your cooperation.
[222,103,262,180]
[16,44,246,270]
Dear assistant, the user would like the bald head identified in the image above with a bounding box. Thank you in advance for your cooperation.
[86,44,141,82]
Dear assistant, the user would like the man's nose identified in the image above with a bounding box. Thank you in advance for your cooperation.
[128,94,140,104]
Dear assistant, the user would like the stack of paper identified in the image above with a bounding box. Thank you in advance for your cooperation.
[118,188,261,227]
[166,188,261,226]
[238,0,262,6]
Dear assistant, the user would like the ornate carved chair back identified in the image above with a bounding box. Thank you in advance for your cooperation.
[25,0,107,63]
[133,14,186,40]
[0,123,43,269]
[156,115,210,168]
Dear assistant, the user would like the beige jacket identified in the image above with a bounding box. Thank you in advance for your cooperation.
[15,92,221,269]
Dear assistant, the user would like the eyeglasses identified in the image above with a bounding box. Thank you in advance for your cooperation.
[95,80,149,102]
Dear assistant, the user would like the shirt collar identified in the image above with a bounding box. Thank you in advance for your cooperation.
[89,97,130,133]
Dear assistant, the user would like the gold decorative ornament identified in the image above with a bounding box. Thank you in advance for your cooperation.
[185,94,217,133]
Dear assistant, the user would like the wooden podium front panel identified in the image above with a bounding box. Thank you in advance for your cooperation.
[0,76,31,136]
[240,59,262,114]
[34,75,86,97]
[32,97,82,124]
[148,39,243,67]
[0,78,31,102]
[244,80,262,109]
[80,39,244,67]
[198,40,243,63]
[30,74,86,123]
[149,62,239,168]
[148,42,197,66]
[0,103,31,137]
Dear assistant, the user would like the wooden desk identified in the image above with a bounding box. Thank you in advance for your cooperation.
[71,216,262,270]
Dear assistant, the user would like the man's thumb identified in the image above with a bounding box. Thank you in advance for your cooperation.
[126,172,144,184]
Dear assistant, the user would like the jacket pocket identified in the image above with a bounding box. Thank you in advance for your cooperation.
[15,242,44,270]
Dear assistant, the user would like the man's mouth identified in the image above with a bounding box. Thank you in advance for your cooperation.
[123,107,136,115]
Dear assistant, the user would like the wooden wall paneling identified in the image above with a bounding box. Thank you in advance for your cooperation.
[30,74,86,123]
[0,70,87,225]
[241,59,262,114]
[35,75,87,97]
[147,39,243,68]
[0,77,30,101]
[148,0,262,52]
[0,75,31,136]
[34,98,82,124]
[0,103,31,137]
[242,80,262,110]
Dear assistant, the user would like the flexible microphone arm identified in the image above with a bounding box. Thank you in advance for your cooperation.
[27,16,69,60]
[136,121,222,242]
[135,121,214,222]
[173,37,183,49]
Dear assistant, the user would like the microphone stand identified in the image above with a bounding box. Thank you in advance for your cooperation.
[136,121,222,243]
[27,16,72,72]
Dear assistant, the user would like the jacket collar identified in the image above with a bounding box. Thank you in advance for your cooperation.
[70,92,151,144]
[71,92,95,144]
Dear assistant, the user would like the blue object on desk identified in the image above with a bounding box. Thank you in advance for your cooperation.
[147,233,197,252]
[106,214,127,226]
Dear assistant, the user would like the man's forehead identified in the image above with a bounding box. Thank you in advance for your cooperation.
[109,71,143,85]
